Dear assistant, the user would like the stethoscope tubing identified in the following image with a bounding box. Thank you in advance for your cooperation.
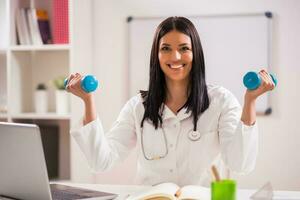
[141,126,201,160]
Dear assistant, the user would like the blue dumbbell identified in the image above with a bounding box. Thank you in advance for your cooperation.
[243,71,277,90]
[64,75,98,93]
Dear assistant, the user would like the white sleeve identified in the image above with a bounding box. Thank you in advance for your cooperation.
[70,98,137,172]
[218,90,258,174]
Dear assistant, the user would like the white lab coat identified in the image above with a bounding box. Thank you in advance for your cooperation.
[70,85,258,187]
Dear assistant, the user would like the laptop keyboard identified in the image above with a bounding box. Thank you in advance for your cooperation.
[50,184,117,200]
[51,189,89,200]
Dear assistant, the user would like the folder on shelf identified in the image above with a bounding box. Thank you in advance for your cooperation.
[53,0,69,44]
[16,8,52,46]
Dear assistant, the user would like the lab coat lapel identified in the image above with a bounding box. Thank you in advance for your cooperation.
[161,104,176,121]
[177,107,192,121]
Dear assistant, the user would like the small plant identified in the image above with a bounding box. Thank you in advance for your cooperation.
[36,83,47,90]
[53,76,66,90]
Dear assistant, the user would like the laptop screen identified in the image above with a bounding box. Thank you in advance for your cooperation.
[0,122,118,200]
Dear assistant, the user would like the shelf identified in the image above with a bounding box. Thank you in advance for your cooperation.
[0,0,92,181]
[11,112,71,120]
[9,44,70,51]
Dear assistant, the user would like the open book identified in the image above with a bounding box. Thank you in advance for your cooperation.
[126,182,210,200]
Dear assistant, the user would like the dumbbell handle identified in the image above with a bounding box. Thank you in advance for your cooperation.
[64,75,98,93]
[243,71,277,90]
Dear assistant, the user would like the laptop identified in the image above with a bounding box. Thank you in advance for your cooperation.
[0,122,118,200]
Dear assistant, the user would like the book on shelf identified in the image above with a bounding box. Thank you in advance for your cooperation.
[26,8,43,45]
[126,182,210,200]
[36,9,52,44]
[15,8,31,45]
[53,0,69,44]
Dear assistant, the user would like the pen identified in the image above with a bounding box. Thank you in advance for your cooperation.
[211,165,221,182]
[175,189,181,198]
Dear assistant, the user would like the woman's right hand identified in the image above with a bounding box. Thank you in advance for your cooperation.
[66,73,92,102]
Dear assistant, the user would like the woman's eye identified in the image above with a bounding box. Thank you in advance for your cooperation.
[180,46,190,51]
[161,46,170,51]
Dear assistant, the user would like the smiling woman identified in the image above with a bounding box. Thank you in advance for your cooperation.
[67,16,275,186]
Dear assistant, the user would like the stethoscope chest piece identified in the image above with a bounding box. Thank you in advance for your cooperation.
[188,130,201,141]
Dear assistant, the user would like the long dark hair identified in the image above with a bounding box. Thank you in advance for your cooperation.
[140,16,209,131]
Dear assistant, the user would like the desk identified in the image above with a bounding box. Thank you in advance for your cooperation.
[57,182,300,200]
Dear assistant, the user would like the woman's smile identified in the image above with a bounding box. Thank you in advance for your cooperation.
[167,63,186,69]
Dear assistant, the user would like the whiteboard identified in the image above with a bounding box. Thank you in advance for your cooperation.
[128,13,273,114]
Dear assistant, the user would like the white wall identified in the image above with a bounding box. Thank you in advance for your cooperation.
[70,0,96,183]
[75,0,300,190]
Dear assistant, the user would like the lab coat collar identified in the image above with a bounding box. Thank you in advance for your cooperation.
[161,104,192,121]
[177,107,192,121]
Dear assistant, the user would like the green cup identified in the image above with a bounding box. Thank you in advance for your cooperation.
[211,179,236,200]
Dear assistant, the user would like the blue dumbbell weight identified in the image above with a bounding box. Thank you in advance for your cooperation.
[243,71,277,90]
[64,75,98,93]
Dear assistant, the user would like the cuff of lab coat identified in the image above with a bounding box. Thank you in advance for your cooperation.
[70,116,100,137]
[240,120,258,135]
[227,120,258,173]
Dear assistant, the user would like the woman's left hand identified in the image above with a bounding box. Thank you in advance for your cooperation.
[245,69,276,101]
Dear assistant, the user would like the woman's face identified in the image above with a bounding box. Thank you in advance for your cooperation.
[158,30,193,83]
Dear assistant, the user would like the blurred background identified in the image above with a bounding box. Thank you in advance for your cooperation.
[0,0,299,191]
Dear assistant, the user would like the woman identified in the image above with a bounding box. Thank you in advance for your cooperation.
[67,17,275,186]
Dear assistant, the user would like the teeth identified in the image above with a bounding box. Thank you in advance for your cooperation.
[168,64,185,69]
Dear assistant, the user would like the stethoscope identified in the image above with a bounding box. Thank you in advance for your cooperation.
[141,125,201,160]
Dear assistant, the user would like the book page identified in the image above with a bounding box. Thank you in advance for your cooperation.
[127,182,179,200]
[179,185,210,200]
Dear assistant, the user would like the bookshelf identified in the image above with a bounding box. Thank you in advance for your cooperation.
[0,0,93,181]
